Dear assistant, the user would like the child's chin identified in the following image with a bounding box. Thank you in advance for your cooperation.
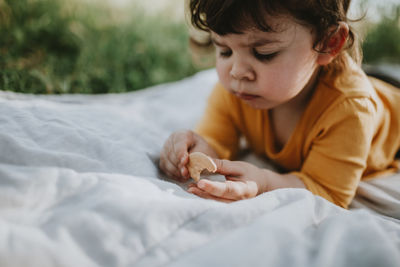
[243,99,271,110]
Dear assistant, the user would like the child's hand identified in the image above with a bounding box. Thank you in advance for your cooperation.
[159,130,218,182]
[187,159,269,202]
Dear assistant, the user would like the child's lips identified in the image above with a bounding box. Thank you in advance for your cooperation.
[235,92,259,101]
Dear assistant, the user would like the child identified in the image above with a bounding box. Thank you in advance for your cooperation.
[159,0,400,208]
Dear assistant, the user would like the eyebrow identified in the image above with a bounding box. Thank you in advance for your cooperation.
[211,37,281,47]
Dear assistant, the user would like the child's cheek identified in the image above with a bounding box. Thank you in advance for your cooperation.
[217,71,232,92]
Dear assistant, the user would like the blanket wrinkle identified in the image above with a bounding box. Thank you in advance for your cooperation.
[132,205,221,265]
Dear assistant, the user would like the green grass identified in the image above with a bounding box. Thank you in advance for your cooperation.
[362,6,400,64]
[0,0,399,94]
[0,0,200,94]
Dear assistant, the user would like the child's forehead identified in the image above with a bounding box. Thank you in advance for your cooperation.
[210,18,299,46]
[211,30,281,45]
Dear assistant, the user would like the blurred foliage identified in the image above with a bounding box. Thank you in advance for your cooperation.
[0,0,399,94]
[0,0,199,94]
[362,5,400,64]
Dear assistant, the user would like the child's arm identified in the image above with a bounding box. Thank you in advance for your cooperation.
[159,130,218,181]
[188,159,306,202]
[189,98,378,208]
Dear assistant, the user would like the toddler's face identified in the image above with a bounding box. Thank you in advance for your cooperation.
[211,16,321,109]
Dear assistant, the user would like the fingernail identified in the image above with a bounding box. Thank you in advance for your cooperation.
[180,154,187,164]
[181,167,186,176]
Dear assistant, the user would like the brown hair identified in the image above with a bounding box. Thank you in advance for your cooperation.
[188,0,362,72]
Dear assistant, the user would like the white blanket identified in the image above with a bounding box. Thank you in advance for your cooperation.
[0,69,399,267]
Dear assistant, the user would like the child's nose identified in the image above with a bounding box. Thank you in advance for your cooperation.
[230,61,255,81]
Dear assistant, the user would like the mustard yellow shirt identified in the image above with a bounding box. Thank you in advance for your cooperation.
[195,62,400,208]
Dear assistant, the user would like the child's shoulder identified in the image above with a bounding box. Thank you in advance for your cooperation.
[320,59,376,100]
[308,60,381,126]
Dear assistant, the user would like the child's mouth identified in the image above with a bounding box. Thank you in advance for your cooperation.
[235,92,259,101]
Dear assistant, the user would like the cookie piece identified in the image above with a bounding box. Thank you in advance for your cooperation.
[188,152,217,182]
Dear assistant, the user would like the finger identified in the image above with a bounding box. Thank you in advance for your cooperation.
[187,183,197,188]
[161,132,193,181]
[163,156,179,176]
[224,175,241,181]
[172,132,194,166]
[159,154,171,175]
[174,132,196,179]
[164,134,186,168]
[169,151,190,180]
[197,179,247,200]
[179,153,190,179]
[167,136,182,166]
[212,159,244,177]
[188,187,233,203]
[160,155,184,181]
[180,152,189,166]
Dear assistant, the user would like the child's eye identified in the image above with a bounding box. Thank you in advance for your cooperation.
[253,50,279,62]
[219,50,232,58]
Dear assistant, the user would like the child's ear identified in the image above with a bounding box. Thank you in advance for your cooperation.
[316,22,349,66]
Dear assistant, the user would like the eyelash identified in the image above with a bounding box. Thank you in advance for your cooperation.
[253,50,279,61]
[219,50,232,58]
[218,49,279,62]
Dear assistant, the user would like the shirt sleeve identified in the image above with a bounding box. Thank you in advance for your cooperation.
[291,97,377,208]
[195,83,240,159]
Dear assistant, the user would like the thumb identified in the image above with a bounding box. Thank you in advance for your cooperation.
[212,158,243,177]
